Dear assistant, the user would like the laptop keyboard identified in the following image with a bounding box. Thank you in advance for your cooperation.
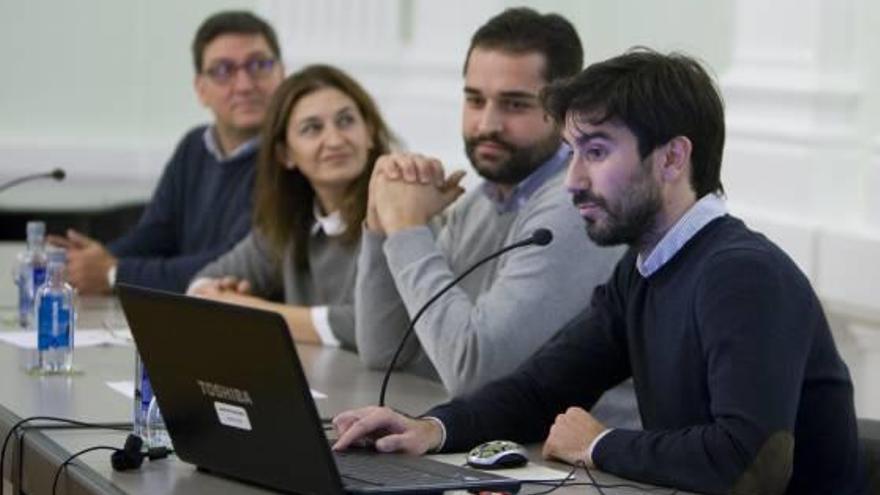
[334,451,484,488]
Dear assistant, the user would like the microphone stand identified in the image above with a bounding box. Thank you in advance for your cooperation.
[378,229,552,407]
[0,169,66,194]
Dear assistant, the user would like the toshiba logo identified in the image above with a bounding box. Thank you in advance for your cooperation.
[196,380,254,405]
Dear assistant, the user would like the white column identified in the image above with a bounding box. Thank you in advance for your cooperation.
[720,0,870,281]
[722,0,880,398]
[871,137,880,230]
[722,0,862,228]
[260,0,404,67]
[847,323,880,418]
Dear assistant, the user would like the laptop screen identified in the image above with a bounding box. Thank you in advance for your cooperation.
[119,284,346,493]
[117,284,521,494]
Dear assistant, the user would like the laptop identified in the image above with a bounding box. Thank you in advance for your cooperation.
[117,284,521,494]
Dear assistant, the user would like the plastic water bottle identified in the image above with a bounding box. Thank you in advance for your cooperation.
[34,250,76,374]
[132,351,171,448]
[15,221,48,329]
[133,351,152,439]
[133,353,171,449]
[146,396,172,449]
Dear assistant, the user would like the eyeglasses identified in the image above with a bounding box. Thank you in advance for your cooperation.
[202,57,278,85]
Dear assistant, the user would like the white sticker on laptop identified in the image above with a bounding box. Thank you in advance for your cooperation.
[214,401,253,431]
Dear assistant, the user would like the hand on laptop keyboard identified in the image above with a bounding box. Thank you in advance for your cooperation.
[332,406,443,454]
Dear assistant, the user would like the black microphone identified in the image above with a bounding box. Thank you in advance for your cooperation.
[378,228,553,406]
[0,168,66,194]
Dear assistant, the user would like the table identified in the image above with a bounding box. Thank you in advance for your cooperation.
[0,298,684,494]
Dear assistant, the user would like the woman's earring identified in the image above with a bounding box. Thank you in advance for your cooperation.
[285,160,296,170]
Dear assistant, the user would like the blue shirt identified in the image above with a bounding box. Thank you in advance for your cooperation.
[108,126,257,292]
[480,144,570,214]
[202,126,260,162]
[637,193,727,277]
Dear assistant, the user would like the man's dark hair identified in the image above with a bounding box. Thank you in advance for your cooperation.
[464,7,583,83]
[191,11,281,73]
[543,48,725,197]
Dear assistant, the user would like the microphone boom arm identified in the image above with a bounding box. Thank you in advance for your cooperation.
[0,169,66,194]
[378,229,551,407]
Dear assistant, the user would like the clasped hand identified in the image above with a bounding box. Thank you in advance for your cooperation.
[366,152,466,234]
[189,275,253,298]
[188,276,265,309]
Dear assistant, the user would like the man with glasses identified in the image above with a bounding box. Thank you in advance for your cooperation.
[50,11,284,294]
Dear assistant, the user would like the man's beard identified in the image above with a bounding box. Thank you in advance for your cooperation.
[464,131,560,185]
[572,162,662,247]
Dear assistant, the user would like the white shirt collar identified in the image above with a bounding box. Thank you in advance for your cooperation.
[311,202,347,237]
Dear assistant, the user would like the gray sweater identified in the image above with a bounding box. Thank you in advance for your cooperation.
[355,166,625,397]
[196,230,359,348]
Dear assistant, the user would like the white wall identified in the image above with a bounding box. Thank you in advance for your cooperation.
[1,0,878,416]
[0,0,259,183]
[718,0,880,417]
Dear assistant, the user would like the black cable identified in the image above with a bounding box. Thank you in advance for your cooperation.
[527,481,679,493]
[51,446,119,495]
[578,461,608,495]
[520,463,579,495]
[520,460,680,494]
[20,422,131,431]
[1,416,131,495]
[15,421,132,492]
[378,232,549,406]
[580,460,680,494]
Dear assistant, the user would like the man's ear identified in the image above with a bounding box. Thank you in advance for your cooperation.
[194,75,209,107]
[657,136,692,183]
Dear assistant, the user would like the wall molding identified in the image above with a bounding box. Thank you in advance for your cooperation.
[722,69,862,147]
[0,139,170,184]
[733,205,880,309]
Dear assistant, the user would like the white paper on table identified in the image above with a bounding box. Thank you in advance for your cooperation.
[101,328,133,344]
[0,329,133,349]
[426,452,573,482]
[107,380,135,399]
[106,380,328,400]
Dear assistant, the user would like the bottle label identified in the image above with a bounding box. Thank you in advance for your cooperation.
[18,280,31,321]
[141,372,154,411]
[21,265,47,318]
[37,294,71,350]
[32,266,47,291]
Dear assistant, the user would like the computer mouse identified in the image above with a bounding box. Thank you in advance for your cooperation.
[466,440,528,469]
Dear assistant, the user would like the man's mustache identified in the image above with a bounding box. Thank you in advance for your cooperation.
[468,135,516,153]
[570,189,606,208]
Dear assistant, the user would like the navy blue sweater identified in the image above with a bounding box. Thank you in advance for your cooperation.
[108,126,255,292]
[429,216,867,494]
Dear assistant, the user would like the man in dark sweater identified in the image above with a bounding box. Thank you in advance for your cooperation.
[49,11,283,293]
[333,49,868,494]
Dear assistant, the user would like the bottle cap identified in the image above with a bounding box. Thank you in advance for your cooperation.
[26,221,46,240]
[46,247,67,264]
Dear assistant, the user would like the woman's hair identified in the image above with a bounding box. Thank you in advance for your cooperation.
[253,64,393,268]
